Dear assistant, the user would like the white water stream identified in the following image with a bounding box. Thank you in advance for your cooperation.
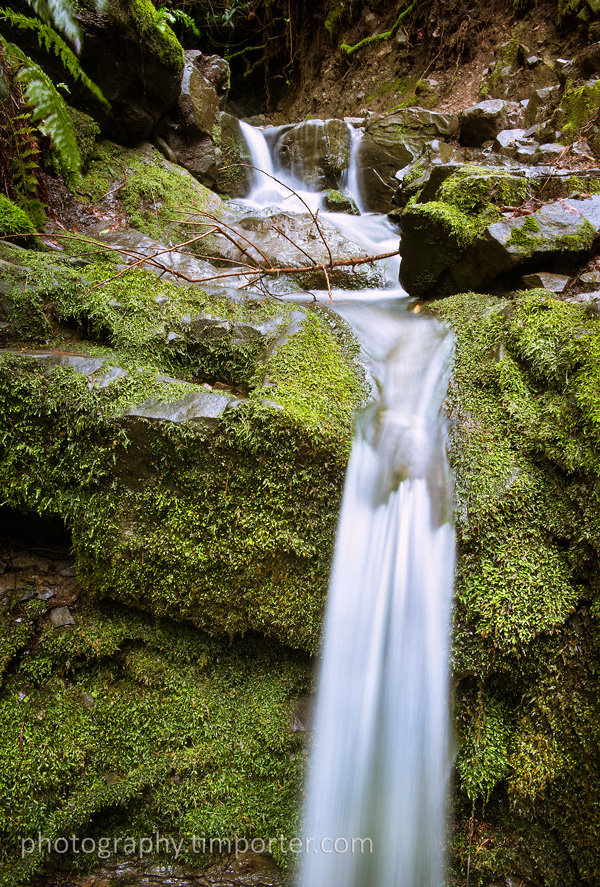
[240,121,455,887]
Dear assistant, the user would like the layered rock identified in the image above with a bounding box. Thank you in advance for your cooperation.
[399,166,600,298]
[357,107,459,211]
[162,51,230,188]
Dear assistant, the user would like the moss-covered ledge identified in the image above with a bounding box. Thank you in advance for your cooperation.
[432,290,600,885]
[0,243,366,654]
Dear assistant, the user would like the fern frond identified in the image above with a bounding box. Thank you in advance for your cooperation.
[0,9,109,106]
[1,37,81,182]
[25,0,81,52]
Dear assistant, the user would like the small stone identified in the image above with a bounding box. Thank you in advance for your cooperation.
[522,272,571,292]
[81,692,95,710]
[50,606,75,627]
[57,562,76,577]
[581,270,600,284]
[18,589,37,603]
[37,587,56,601]
[527,55,541,67]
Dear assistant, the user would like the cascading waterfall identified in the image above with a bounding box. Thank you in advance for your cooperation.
[239,122,455,887]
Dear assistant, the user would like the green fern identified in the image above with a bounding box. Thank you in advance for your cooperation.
[1,37,81,182]
[0,8,108,106]
[25,0,82,52]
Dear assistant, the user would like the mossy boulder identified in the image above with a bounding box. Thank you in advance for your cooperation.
[0,241,366,654]
[163,52,231,189]
[0,595,308,885]
[214,112,252,198]
[433,291,600,886]
[358,108,459,212]
[80,140,223,246]
[75,0,184,142]
[399,166,600,298]
[0,195,35,241]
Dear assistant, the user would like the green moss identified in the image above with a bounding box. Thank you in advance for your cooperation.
[560,80,600,142]
[0,240,365,655]
[506,214,542,250]
[0,195,35,240]
[438,166,529,216]
[80,141,222,246]
[107,0,184,71]
[0,599,309,885]
[433,291,600,885]
[403,160,425,186]
[68,106,101,171]
[402,200,480,250]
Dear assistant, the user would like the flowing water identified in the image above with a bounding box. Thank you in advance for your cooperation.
[240,122,455,887]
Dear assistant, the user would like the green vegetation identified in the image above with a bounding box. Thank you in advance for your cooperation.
[560,79,600,143]
[0,193,35,239]
[434,291,600,885]
[0,239,365,655]
[0,599,310,885]
[79,140,223,245]
[340,0,421,57]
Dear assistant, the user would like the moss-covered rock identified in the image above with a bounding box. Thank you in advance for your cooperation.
[80,140,223,246]
[0,241,366,654]
[0,195,35,241]
[433,290,600,885]
[399,166,600,298]
[0,595,309,886]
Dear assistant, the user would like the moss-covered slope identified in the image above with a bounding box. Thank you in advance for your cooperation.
[434,291,600,885]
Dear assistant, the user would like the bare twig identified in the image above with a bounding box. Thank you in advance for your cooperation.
[218,163,334,265]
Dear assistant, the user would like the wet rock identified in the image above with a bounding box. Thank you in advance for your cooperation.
[400,195,600,298]
[459,100,508,147]
[358,108,459,212]
[217,206,388,289]
[74,0,184,143]
[524,85,562,127]
[522,271,571,291]
[275,119,352,190]
[163,51,231,188]
[322,189,360,214]
[37,587,57,601]
[214,112,252,198]
[50,606,75,627]
[127,390,239,425]
[581,269,600,284]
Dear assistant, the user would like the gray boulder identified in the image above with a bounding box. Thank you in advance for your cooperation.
[400,196,600,298]
[459,100,508,147]
[164,51,231,188]
[214,112,252,198]
[358,108,459,212]
[274,120,352,190]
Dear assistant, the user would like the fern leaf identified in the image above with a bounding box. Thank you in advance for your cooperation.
[25,0,81,52]
[1,38,81,181]
[0,8,109,107]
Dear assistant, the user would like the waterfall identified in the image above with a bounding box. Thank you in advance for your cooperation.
[238,122,455,887]
[299,305,454,887]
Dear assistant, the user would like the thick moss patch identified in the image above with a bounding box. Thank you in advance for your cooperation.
[79,141,223,246]
[0,598,309,886]
[0,243,365,653]
[434,291,600,885]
